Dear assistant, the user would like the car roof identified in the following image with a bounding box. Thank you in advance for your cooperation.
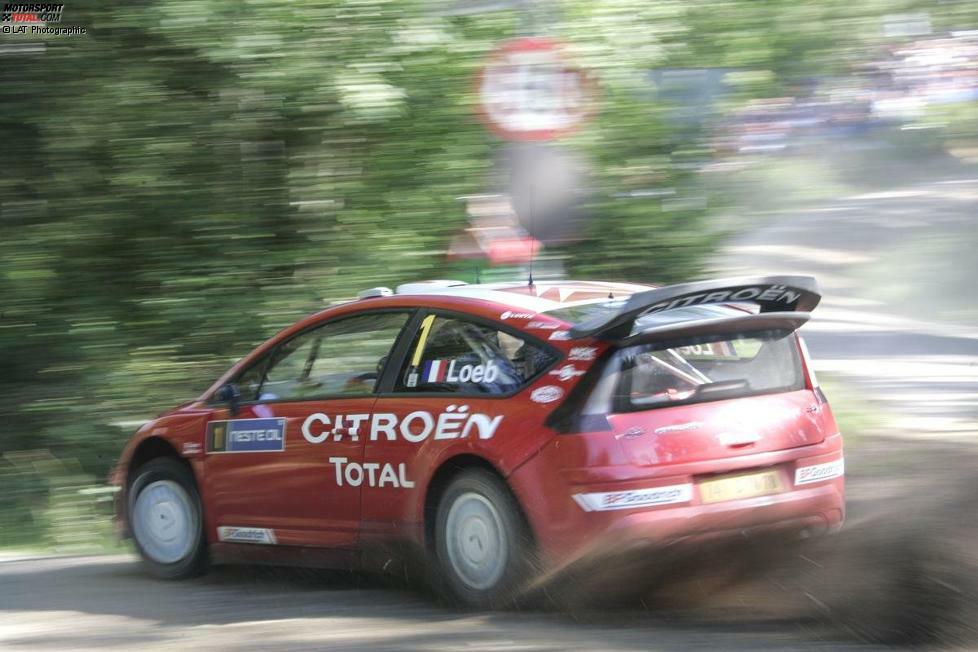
[386,279,655,314]
[205,279,656,400]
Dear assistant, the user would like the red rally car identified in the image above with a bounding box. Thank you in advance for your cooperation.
[111,275,845,607]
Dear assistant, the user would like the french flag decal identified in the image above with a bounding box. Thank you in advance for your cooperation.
[423,360,448,383]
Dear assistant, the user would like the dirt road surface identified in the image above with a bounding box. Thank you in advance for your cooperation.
[2,167,975,652]
[0,553,881,651]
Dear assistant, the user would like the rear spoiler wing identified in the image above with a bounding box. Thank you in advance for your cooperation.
[569,275,821,340]
[618,311,810,348]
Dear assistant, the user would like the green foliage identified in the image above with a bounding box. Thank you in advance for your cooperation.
[1,0,958,546]
[926,101,978,159]
[0,457,47,548]
[0,452,119,552]
[1,0,710,479]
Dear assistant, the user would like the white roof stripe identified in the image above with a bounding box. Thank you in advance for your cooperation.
[392,280,654,313]
[396,286,565,312]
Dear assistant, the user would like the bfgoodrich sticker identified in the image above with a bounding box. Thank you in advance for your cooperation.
[218,526,277,544]
[794,458,844,485]
[573,484,693,511]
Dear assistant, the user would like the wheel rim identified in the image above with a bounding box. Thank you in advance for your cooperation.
[132,479,197,565]
[444,491,508,591]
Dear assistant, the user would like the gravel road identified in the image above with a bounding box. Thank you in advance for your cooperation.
[3,167,975,652]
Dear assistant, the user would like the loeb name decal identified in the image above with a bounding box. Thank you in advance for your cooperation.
[421,359,500,384]
[207,418,286,453]
[302,406,503,444]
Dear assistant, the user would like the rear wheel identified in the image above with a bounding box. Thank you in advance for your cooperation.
[435,469,532,608]
[128,458,207,579]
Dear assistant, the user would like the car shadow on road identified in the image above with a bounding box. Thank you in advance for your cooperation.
[2,435,976,650]
[1,555,873,651]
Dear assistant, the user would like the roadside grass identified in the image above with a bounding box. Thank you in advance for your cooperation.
[707,130,978,238]
[852,225,978,329]
[705,154,853,236]
[817,374,887,450]
[0,451,128,557]
[728,154,853,210]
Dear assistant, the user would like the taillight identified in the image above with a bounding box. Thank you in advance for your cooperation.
[797,336,827,404]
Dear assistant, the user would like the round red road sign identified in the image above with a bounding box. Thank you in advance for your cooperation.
[476,37,596,142]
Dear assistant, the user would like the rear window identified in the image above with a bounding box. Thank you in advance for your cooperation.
[611,331,804,411]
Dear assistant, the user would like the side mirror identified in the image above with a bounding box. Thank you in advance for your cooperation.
[215,383,242,416]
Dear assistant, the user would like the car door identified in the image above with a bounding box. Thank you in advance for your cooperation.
[361,311,559,539]
[204,310,414,548]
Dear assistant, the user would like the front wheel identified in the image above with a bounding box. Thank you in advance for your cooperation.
[128,457,207,579]
[435,469,533,608]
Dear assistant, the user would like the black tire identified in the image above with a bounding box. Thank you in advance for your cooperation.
[434,469,533,608]
[127,457,207,580]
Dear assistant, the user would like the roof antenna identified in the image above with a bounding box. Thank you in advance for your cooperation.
[526,182,535,287]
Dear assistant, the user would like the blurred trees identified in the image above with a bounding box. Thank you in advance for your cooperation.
[0,0,972,523]
[0,0,693,475]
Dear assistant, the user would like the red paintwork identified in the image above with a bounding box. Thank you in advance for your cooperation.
[510,432,844,562]
[112,283,845,570]
[206,396,373,547]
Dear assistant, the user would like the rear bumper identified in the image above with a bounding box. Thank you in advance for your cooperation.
[595,479,842,546]
[509,435,845,564]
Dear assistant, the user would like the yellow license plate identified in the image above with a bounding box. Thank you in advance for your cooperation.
[699,469,785,504]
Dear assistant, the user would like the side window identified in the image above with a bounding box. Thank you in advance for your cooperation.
[250,312,410,401]
[236,355,271,402]
[394,314,556,395]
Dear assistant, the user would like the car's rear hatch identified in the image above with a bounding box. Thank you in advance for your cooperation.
[607,389,824,467]
[547,276,831,466]
[602,316,825,465]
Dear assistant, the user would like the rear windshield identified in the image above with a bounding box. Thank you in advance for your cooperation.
[611,331,804,411]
